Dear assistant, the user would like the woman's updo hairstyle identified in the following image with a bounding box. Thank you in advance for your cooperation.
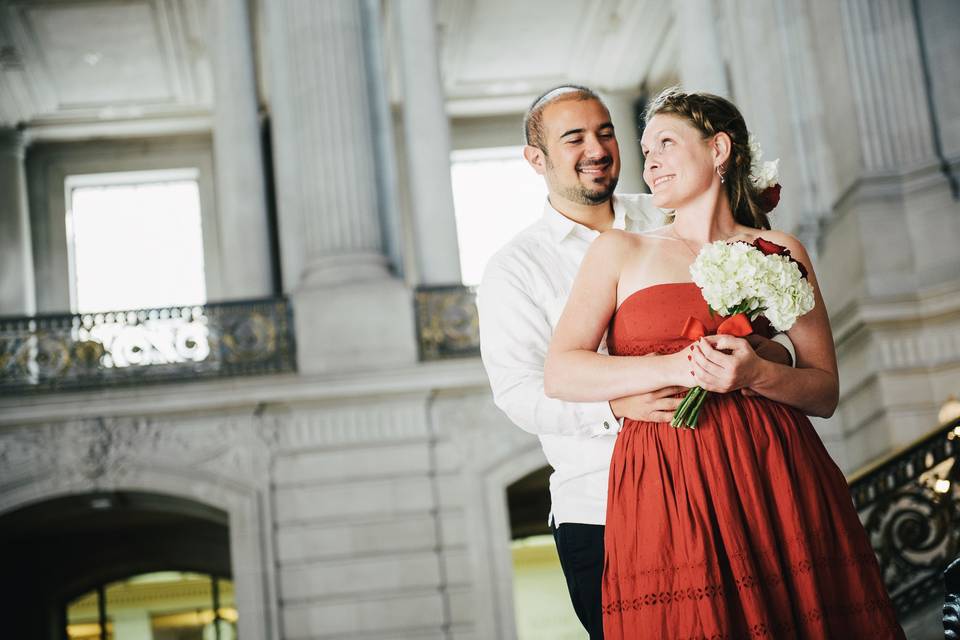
[644,86,771,230]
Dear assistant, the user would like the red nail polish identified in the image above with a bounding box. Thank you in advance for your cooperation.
[687,355,691,361]
[689,371,694,376]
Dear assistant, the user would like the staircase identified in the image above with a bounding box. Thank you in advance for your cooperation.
[849,416,960,638]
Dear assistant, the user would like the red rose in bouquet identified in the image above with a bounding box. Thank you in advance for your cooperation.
[752,236,807,278]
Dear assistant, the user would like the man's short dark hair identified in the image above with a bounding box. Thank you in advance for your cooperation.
[523,85,606,153]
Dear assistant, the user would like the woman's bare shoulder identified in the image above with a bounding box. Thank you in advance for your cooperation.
[592,228,645,254]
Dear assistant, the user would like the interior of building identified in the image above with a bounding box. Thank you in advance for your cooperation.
[0,0,958,638]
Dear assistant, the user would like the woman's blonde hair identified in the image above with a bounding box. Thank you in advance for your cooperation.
[644,87,771,230]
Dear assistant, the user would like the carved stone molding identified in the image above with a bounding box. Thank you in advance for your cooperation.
[430,392,533,474]
[268,397,431,452]
[878,324,960,371]
[0,413,269,492]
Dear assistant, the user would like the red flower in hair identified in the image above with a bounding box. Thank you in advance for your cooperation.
[757,184,781,214]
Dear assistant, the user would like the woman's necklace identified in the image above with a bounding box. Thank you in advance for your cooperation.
[667,226,703,259]
[668,226,740,258]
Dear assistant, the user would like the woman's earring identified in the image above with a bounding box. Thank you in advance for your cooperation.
[716,165,725,184]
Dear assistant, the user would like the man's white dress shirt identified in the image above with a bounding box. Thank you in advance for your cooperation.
[479,193,665,526]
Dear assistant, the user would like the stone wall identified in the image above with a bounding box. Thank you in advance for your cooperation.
[0,360,543,639]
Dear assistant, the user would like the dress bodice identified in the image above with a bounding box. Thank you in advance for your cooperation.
[608,282,771,357]
[607,283,716,357]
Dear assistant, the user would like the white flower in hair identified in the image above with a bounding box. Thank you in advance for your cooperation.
[748,134,780,191]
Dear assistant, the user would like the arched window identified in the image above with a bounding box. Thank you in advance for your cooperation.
[66,572,236,640]
[507,466,583,639]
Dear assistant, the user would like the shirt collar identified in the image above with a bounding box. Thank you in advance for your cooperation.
[542,194,626,243]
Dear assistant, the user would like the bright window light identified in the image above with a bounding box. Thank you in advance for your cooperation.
[450,147,547,286]
[66,170,207,313]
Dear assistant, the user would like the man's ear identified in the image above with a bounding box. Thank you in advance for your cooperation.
[523,144,547,175]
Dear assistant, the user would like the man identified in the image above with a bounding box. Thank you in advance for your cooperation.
[478,85,793,638]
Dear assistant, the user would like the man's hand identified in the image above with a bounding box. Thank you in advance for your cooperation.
[747,335,792,366]
[741,335,791,396]
[610,386,686,423]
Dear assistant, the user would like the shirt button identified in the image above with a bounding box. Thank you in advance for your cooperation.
[603,421,611,430]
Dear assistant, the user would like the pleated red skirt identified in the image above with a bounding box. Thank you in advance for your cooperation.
[603,284,904,639]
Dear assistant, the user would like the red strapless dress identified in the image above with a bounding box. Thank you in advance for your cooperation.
[602,283,903,639]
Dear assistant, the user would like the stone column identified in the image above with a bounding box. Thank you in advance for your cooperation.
[602,91,645,194]
[208,0,273,300]
[392,0,463,285]
[0,129,35,316]
[840,0,940,173]
[676,0,729,95]
[264,0,415,372]
[813,0,960,465]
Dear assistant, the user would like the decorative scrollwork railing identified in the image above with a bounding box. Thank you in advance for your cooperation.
[850,417,960,617]
[414,285,480,361]
[0,297,296,393]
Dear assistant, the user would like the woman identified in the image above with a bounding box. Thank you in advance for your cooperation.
[543,87,904,639]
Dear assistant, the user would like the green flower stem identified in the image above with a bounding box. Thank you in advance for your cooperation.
[686,388,709,428]
[670,391,691,427]
[671,386,710,429]
[672,386,698,428]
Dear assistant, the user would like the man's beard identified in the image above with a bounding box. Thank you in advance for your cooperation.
[547,156,618,205]
[558,177,618,205]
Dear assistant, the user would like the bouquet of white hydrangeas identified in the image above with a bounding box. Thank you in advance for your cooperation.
[671,237,816,429]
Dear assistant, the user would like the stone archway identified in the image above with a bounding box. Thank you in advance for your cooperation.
[0,415,277,639]
[478,442,553,640]
[430,390,557,640]
[0,490,231,639]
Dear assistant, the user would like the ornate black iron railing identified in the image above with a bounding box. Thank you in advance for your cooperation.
[850,416,960,618]
[0,297,296,393]
[414,285,480,361]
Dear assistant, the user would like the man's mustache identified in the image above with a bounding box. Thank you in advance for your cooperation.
[577,158,613,170]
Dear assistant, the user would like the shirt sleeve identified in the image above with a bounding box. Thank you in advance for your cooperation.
[478,266,619,438]
[770,333,797,367]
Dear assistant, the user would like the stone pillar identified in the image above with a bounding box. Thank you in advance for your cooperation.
[676,0,729,95]
[208,0,273,299]
[264,0,415,372]
[812,0,960,466]
[0,129,35,316]
[716,0,960,472]
[840,0,939,173]
[831,0,960,298]
[602,91,645,194]
[392,0,463,285]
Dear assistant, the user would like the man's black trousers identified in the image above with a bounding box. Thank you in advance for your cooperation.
[552,522,605,639]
